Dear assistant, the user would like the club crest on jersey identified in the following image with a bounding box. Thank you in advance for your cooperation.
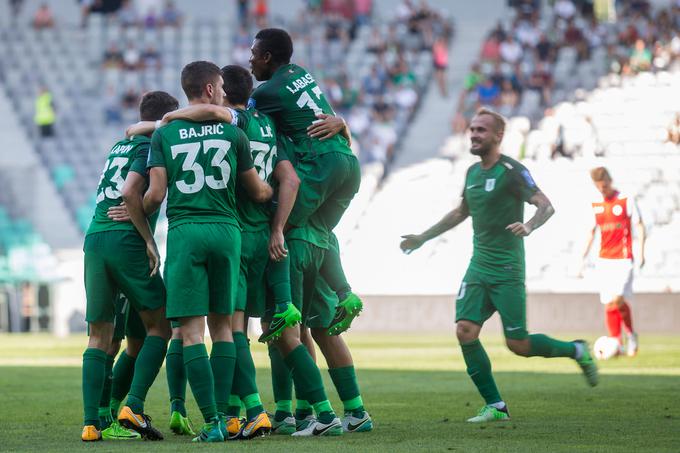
[485,178,496,192]
[612,204,623,216]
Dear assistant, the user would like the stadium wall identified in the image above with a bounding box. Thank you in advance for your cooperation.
[352,293,680,334]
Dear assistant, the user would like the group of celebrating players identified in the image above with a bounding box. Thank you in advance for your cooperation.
[81,28,372,442]
[81,21,644,444]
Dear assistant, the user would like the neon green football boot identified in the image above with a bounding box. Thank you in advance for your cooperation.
[259,303,302,343]
[169,410,195,436]
[466,405,510,423]
[327,293,363,335]
[101,421,142,440]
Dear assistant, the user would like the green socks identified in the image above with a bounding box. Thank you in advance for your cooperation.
[166,339,187,416]
[232,332,263,419]
[226,394,241,417]
[320,233,352,300]
[184,343,217,423]
[285,345,329,405]
[82,348,108,428]
[528,334,577,358]
[329,366,364,413]
[210,341,236,416]
[295,399,313,420]
[110,350,136,411]
[98,354,115,424]
[126,336,167,414]
[268,344,293,403]
[267,252,293,313]
[461,339,502,405]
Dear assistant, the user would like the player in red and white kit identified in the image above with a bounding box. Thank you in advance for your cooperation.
[582,167,645,357]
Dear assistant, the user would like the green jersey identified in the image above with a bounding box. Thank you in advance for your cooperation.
[87,135,159,236]
[233,108,278,231]
[147,120,253,230]
[250,63,352,157]
[462,155,539,279]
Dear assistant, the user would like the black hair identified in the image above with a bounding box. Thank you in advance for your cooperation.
[139,91,179,121]
[180,60,222,100]
[254,28,293,64]
[221,65,253,106]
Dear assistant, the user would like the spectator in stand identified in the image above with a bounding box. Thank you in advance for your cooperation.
[499,35,523,64]
[555,0,577,21]
[34,86,56,138]
[498,79,519,117]
[355,0,373,26]
[476,77,500,107]
[141,45,161,70]
[253,0,268,27]
[515,16,540,47]
[363,64,387,99]
[367,29,387,53]
[118,0,138,27]
[32,3,55,29]
[481,33,501,61]
[232,26,252,67]
[432,36,449,96]
[629,38,652,72]
[161,0,182,27]
[122,43,141,71]
[10,0,24,25]
[535,32,555,62]
[238,0,249,26]
[666,112,680,145]
[102,43,124,69]
[103,85,122,125]
[526,61,553,106]
[143,7,159,29]
[464,63,483,92]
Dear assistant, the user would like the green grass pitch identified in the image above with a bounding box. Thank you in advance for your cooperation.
[0,332,678,452]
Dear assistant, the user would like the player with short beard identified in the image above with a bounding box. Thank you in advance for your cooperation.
[401,108,599,422]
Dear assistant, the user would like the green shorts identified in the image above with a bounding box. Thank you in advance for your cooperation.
[306,277,337,329]
[236,228,270,318]
[287,239,336,328]
[289,152,361,232]
[455,267,528,340]
[84,230,166,324]
[164,222,241,319]
[112,294,147,341]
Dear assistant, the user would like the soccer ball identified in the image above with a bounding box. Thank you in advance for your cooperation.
[593,336,620,360]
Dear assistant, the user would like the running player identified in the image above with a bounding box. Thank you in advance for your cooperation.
[249,28,363,335]
[581,167,644,356]
[400,109,599,422]
[142,61,272,442]
[81,91,177,441]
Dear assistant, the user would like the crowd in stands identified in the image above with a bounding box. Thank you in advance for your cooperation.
[453,0,680,139]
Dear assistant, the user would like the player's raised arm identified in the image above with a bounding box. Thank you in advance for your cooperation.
[270,159,300,261]
[307,113,352,145]
[163,104,234,124]
[400,198,470,254]
[507,191,555,237]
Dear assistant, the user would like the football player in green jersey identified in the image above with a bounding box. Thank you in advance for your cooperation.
[131,64,346,438]
[249,28,363,335]
[81,91,177,442]
[143,61,272,443]
[400,109,599,423]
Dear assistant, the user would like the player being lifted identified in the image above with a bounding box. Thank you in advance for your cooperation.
[143,61,272,442]
[400,109,599,422]
[581,167,644,356]
[81,91,177,441]
[249,28,363,336]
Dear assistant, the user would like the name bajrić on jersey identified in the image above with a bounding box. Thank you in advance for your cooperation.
[285,73,315,95]
[178,123,225,140]
[110,144,134,155]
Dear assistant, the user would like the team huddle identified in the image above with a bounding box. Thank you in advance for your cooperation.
[81,28,371,442]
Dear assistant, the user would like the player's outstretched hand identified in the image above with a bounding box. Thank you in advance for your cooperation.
[506,222,532,237]
[107,202,130,222]
[307,113,344,141]
[146,240,160,277]
[400,234,425,254]
[269,229,288,262]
